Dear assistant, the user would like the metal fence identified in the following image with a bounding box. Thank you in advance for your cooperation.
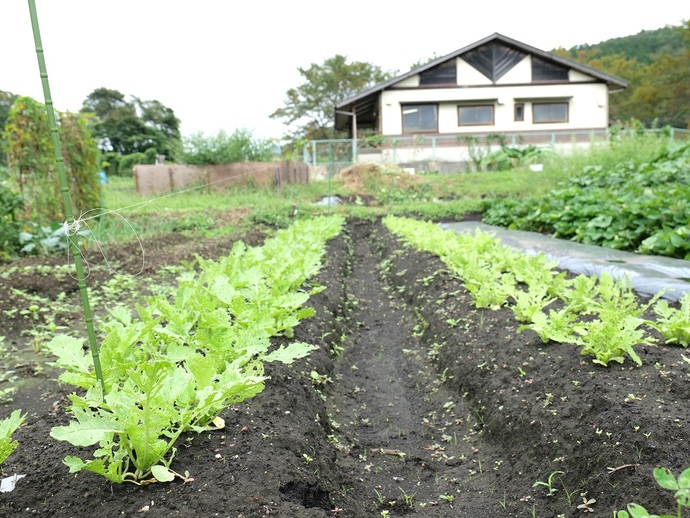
[303,128,690,171]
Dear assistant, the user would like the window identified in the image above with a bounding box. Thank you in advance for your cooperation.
[532,57,569,82]
[533,102,568,123]
[514,103,524,122]
[402,104,437,133]
[458,105,494,126]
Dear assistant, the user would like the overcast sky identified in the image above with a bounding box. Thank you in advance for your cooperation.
[1,1,687,141]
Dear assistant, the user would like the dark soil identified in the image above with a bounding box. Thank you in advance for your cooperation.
[1,219,689,517]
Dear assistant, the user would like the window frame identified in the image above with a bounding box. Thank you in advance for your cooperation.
[401,104,438,134]
[457,104,495,127]
[532,102,569,124]
[514,103,524,122]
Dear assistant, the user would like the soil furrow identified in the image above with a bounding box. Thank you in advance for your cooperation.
[326,220,490,516]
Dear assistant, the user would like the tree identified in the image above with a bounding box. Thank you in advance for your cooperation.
[180,129,276,165]
[555,21,690,129]
[270,55,395,142]
[81,88,181,159]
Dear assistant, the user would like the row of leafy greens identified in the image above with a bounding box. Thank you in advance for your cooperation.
[384,216,690,367]
[47,215,345,484]
[482,142,690,259]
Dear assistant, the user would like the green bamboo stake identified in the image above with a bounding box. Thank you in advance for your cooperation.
[27,0,106,395]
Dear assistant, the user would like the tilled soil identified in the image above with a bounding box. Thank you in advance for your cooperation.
[0,219,689,517]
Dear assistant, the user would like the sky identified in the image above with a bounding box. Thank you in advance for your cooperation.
[0,1,687,141]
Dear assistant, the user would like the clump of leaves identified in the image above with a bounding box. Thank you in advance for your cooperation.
[617,466,690,518]
[649,293,690,347]
[509,284,557,323]
[578,314,653,366]
[0,410,26,466]
[518,307,582,344]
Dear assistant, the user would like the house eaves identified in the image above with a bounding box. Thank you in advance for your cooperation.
[334,32,629,131]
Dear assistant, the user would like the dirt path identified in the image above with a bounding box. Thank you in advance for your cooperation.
[327,220,501,516]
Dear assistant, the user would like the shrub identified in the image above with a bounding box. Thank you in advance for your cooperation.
[180,129,276,165]
[118,152,149,176]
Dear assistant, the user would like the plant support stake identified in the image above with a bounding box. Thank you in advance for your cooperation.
[28,0,106,395]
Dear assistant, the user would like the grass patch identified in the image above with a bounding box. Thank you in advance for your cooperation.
[92,132,673,246]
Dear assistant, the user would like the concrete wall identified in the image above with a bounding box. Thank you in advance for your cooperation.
[133,161,309,196]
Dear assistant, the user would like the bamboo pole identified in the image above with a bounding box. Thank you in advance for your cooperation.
[27,0,106,395]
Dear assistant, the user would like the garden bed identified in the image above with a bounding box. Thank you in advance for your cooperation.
[0,219,688,517]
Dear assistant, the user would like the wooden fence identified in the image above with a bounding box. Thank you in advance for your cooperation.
[133,161,309,196]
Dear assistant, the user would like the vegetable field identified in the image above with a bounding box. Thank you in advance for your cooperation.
[1,217,690,517]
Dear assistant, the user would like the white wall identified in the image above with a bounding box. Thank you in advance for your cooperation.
[380,82,609,135]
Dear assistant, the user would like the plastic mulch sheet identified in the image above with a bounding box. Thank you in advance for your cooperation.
[440,222,690,302]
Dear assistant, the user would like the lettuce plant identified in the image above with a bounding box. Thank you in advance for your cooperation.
[0,410,25,467]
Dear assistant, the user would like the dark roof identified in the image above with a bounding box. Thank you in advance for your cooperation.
[335,32,629,131]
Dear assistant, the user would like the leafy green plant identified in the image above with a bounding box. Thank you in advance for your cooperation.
[0,167,23,258]
[19,221,91,255]
[617,466,690,518]
[518,308,582,344]
[483,142,690,259]
[533,470,564,497]
[3,97,100,223]
[48,215,345,483]
[578,314,653,366]
[0,409,26,466]
[171,212,216,233]
[55,353,266,483]
[384,216,671,366]
[650,293,690,347]
[509,284,557,323]
[180,128,276,164]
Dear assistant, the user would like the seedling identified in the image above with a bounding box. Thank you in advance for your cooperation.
[617,466,690,518]
[577,495,596,512]
[399,487,416,507]
[439,493,455,505]
[533,470,564,497]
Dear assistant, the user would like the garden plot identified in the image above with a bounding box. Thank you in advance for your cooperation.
[0,218,688,517]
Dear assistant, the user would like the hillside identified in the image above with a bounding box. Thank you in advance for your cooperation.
[564,26,685,64]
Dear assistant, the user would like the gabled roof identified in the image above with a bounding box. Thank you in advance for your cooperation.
[335,32,629,131]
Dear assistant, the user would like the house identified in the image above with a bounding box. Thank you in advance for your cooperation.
[332,33,628,168]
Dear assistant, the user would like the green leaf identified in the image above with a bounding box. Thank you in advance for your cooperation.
[263,343,318,364]
[0,409,25,465]
[46,335,96,389]
[151,464,175,482]
[50,407,121,447]
[677,467,690,489]
[625,503,656,518]
[63,455,88,473]
[675,487,690,507]
[653,467,679,490]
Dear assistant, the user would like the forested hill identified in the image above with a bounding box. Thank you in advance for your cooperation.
[564,26,685,64]
[554,22,689,130]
